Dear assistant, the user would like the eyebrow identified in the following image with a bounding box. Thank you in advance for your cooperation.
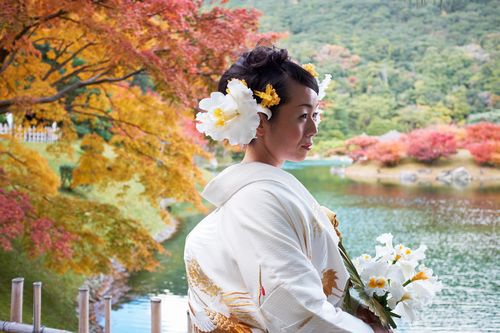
[296,103,319,108]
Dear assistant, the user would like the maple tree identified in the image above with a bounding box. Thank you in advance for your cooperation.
[0,168,73,263]
[345,135,379,162]
[0,0,278,273]
[463,122,500,146]
[467,141,500,166]
[406,128,457,163]
[366,140,406,167]
[463,122,500,166]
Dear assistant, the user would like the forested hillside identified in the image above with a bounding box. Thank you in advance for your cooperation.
[226,0,499,144]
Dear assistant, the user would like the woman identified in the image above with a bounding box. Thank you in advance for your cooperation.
[185,46,389,332]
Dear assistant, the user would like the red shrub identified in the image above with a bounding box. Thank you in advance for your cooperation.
[345,135,379,161]
[407,129,457,163]
[468,141,500,166]
[464,122,500,145]
[367,141,406,166]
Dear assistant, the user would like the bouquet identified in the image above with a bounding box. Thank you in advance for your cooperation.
[338,233,443,329]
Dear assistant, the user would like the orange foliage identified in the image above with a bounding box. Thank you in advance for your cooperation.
[366,141,406,167]
[464,122,500,145]
[462,123,500,166]
[468,141,500,166]
[345,135,379,162]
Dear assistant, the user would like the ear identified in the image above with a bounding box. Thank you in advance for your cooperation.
[255,112,269,138]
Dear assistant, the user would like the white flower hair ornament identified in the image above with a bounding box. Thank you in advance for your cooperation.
[195,79,277,145]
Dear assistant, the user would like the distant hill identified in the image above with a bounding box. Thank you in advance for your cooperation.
[226,0,500,140]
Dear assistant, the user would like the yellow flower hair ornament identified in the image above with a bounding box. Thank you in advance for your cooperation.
[196,79,273,145]
[254,84,281,108]
[302,63,319,78]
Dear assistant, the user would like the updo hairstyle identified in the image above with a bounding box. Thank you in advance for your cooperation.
[218,46,319,120]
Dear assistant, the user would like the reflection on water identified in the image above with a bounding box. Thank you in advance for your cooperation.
[108,164,499,332]
[103,293,188,333]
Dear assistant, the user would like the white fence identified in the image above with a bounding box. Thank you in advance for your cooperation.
[0,124,59,143]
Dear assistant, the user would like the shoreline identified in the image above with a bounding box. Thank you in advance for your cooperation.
[340,151,500,189]
[83,217,181,332]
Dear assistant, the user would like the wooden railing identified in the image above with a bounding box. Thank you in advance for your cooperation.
[1,277,192,333]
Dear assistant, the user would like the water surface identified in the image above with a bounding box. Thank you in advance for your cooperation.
[106,163,499,332]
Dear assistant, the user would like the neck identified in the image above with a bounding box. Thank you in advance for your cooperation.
[242,141,283,168]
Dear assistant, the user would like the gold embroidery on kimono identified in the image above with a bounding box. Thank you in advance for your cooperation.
[187,259,257,332]
[322,268,343,298]
[187,259,222,296]
[201,310,253,333]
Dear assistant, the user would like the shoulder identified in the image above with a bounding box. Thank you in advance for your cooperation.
[222,179,311,234]
[228,179,297,211]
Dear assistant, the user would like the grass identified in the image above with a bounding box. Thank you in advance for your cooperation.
[0,249,83,331]
[23,141,166,234]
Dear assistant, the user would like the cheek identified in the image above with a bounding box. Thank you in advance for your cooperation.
[268,119,303,148]
[281,126,304,147]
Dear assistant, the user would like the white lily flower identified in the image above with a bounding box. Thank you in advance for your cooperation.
[375,233,395,263]
[361,261,404,297]
[196,79,272,145]
[394,244,428,279]
[349,234,442,327]
[353,253,374,273]
[377,233,394,247]
[393,288,419,322]
[387,280,405,309]
[407,265,443,304]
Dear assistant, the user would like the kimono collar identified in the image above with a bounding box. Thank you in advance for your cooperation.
[202,162,301,207]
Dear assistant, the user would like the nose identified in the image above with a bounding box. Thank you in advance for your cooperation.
[306,116,318,137]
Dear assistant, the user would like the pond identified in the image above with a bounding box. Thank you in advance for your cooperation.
[103,162,499,333]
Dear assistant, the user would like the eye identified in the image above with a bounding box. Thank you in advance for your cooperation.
[299,113,308,119]
[312,111,319,119]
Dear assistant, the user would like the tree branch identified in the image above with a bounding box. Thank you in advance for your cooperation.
[0,51,17,75]
[42,42,96,81]
[91,69,144,85]
[51,60,110,87]
[70,107,166,140]
[0,10,67,65]
[0,69,145,113]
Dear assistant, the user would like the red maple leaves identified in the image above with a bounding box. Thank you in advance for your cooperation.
[0,170,74,259]
[406,129,457,163]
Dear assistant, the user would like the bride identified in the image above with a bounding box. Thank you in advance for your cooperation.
[184,46,390,333]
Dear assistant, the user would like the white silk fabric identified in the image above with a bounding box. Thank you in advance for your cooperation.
[184,162,373,333]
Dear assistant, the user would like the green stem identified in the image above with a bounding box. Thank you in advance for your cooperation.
[403,279,413,287]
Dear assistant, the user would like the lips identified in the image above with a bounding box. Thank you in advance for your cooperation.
[301,143,312,150]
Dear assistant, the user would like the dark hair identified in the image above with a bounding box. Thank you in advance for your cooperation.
[218,46,319,119]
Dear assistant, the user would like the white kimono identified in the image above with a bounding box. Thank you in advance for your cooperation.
[184,162,373,333]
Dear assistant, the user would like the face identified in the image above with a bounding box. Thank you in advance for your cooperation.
[257,80,319,166]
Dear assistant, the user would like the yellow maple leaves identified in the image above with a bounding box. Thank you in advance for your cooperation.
[0,0,264,274]
[0,138,60,196]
